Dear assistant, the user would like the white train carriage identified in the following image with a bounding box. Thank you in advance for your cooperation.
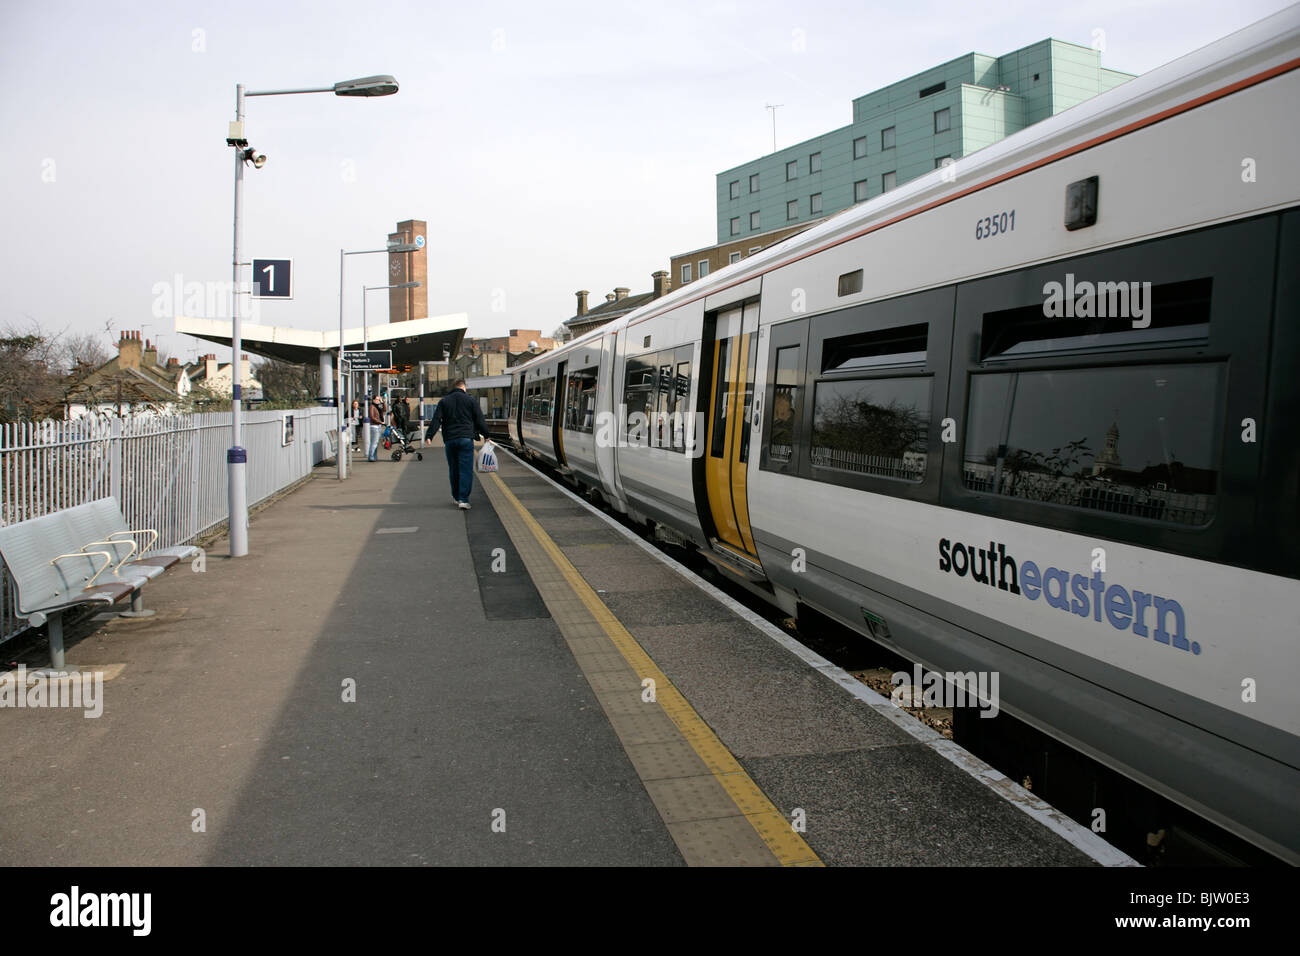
[511,7,1300,861]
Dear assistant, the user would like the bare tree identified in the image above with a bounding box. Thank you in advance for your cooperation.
[0,320,66,422]
[61,331,111,373]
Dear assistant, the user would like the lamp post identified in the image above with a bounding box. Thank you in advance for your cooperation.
[336,242,418,481]
[359,281,419,458]
[226,74,398,557]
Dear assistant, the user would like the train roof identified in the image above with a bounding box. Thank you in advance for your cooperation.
[512,4,1300,377]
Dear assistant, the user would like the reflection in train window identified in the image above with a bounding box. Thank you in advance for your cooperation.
[624,358,655,440]
[672,348,693,452]
[768,345,801,463]
[565,367,598,433]
[963,363,1224,526]
[711,339,732,459]
[811,377,930,481]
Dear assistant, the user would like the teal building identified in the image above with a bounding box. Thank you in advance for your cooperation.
[716,40,1134,243]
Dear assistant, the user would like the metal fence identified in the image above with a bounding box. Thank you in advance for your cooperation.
[1,406,337,643]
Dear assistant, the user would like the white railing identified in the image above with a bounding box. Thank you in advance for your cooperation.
[0,406,337,642]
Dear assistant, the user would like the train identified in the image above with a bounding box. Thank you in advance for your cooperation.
[505,8,1300,863]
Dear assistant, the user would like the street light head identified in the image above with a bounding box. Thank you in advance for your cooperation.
[333,75,399,97]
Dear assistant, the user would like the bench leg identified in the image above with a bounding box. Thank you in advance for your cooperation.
[48,611,65,669]
[117,588,156,619]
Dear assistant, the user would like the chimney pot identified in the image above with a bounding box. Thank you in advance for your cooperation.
[575,290,589,317]
[652,270,669,298]
[614,287,630,301]
[605,293,616,303]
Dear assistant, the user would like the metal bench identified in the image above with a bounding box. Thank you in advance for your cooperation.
[0,498,197,667]
[325,428,339,457]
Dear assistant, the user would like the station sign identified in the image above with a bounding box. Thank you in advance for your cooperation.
[252,258,292,298]
[343,350,393,370]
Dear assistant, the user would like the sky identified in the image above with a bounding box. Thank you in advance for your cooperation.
[1,0,1293,366]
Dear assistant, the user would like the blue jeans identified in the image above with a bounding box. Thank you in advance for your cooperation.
[366,423,383,460]
[445,437,475,502]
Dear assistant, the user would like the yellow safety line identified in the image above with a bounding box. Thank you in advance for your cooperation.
[487,471,823,867]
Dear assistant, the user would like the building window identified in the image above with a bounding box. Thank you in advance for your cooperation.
[935,155,951,169]
[681,263,692,284]
[881,126,895,150]
[698,260,710,278]
[809,151,821,174]
[729,252,742,264]
[934,108,951,133]
[787,200,798,220]
[786,160,798,181]
[730,217,740,236]
[853,136,867,159]
[810,192,822,215]
[729,180,740,200]
[749,173,759,192]
[749,247,761,254]
[750,211,760,230]
[854,179,868,203]
[919,81,946,98]
[882,171,896,191]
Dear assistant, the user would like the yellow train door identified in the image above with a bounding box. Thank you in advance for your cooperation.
[703,302,760,562]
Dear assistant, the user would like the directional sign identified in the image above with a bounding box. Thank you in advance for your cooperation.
[252,258,293,298]
[343,350,393,370]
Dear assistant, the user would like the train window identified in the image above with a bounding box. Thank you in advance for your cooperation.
[710,339,732,459]
[962,363,1224,526]
[980,278,1212,362]
[653,357,674,449]
[623,357,656,442]
[673,352,693,452]
[811,377,930,481]
[737,333,758,463]
[564,367,597,433]
[822,323,926,372]
[768,346,801,463]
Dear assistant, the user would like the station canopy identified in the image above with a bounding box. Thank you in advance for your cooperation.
[173,313,468,367]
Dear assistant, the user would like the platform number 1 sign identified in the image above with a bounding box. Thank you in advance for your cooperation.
[252,258,293,299]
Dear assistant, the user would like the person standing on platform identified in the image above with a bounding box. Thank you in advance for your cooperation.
[424,380,489,509]
[392,394,410,439]
[366,393,386,461]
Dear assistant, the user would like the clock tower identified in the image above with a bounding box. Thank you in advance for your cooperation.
[386,219,428,322]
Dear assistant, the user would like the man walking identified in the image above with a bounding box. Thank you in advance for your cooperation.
[425,379,490,509]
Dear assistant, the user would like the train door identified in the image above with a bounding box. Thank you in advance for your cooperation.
[553,360,568,467]
[512,371,526,448]
[701,302,760,563]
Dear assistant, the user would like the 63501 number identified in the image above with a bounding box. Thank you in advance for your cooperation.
[975,210,1015,240]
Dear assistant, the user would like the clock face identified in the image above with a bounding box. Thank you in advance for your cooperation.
[390,260,400,275]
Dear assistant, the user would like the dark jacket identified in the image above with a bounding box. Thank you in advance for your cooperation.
[425,388,489,442]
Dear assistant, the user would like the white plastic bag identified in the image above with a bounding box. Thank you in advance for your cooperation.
[475,440,499,473]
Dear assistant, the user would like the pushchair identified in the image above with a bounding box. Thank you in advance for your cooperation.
[382,422,423,461]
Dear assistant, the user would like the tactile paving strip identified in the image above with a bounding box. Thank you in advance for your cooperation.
[482,471,822,867]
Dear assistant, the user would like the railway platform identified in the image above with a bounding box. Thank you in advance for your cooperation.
[0,440,1131,867]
